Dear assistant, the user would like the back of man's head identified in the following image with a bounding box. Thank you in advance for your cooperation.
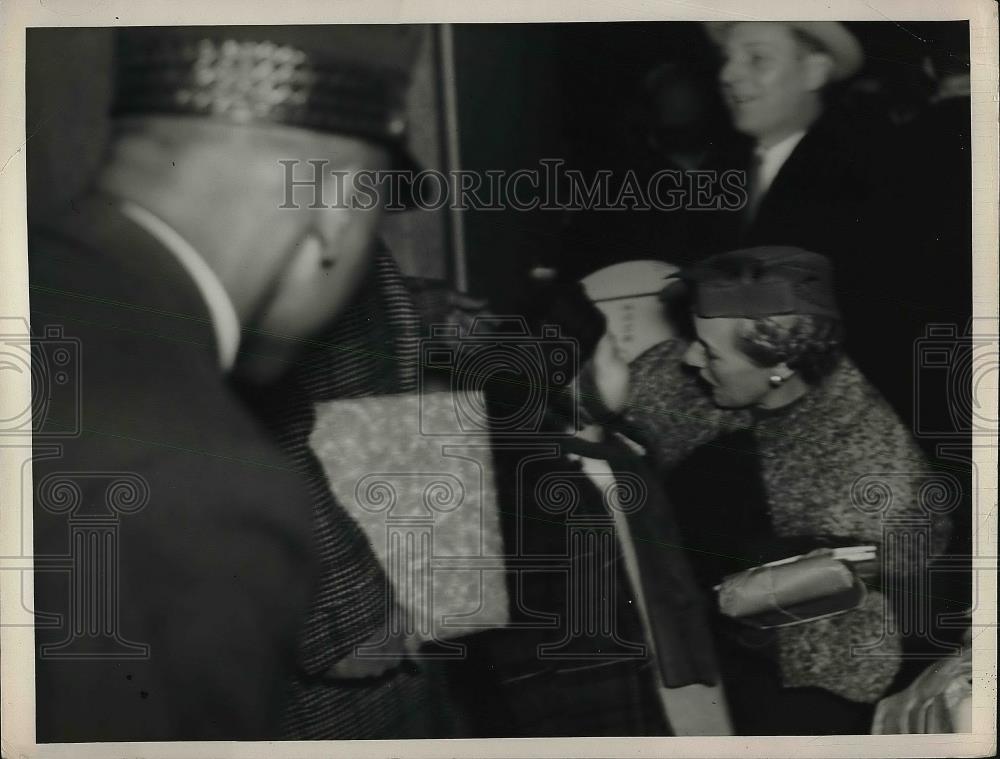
[95,25,423,383]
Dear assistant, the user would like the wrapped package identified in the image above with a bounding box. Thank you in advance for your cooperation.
[310,390,510,643]
[717,555,865,628]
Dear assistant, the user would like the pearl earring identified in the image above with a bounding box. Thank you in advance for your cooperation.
[769,375,784,387]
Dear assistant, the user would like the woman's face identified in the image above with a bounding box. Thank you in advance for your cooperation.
[683,316,781,408]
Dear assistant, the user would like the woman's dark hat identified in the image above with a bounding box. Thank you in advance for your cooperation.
[111,25,422,171]
[663,246,842,320]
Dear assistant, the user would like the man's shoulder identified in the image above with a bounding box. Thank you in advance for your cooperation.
[30,199,223,389]
[29,212,281,490]
[793,109,893,166]
[30,198,185,293]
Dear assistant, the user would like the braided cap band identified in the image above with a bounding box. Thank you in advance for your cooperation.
[112,30,412,144]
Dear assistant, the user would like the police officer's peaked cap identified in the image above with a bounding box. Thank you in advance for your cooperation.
[112,25,423,151]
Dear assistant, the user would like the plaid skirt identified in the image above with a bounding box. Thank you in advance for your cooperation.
[448,628,668,737]
[279,661,454,740]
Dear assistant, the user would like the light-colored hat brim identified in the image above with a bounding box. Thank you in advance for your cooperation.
[704,21,864,81]
[580,260,681,363]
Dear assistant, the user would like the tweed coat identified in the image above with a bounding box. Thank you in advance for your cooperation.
[29,196,316,741]
[623,339,952,704]
[241,250,451,740]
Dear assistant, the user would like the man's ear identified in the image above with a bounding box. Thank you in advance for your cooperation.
[802,51,835,92]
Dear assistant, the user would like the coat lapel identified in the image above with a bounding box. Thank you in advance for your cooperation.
[30,193,220,367]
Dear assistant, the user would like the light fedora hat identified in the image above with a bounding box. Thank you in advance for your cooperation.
[704,21,864,82]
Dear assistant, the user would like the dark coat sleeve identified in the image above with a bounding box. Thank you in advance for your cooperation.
[33,361,317,742]
[623,339,751,471]
[30,229,317,742]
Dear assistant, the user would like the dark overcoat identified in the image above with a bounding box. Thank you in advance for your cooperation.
[29,195,317,741]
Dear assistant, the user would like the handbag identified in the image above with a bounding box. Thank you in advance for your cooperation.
[716,547,874,629]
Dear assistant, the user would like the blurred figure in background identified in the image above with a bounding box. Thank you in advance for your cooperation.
[627,61,733,269]
[864,34,974,693]
[641,60,729,172]
[873,624,973,734]
[872,36,973,435]
[558,58,731,277]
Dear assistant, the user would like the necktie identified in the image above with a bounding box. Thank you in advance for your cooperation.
[741,150,765,232]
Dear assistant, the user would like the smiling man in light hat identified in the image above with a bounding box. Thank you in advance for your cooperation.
[707,22,862,149]
[704,21,864,233]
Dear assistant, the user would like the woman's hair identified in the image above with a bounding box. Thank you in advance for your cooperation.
[736,313,845,383]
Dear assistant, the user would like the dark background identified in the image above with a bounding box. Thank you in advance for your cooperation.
[451,21,971,300]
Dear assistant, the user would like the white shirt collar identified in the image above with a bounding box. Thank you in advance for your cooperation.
[119,200,241,372]
[754,130,808,198]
